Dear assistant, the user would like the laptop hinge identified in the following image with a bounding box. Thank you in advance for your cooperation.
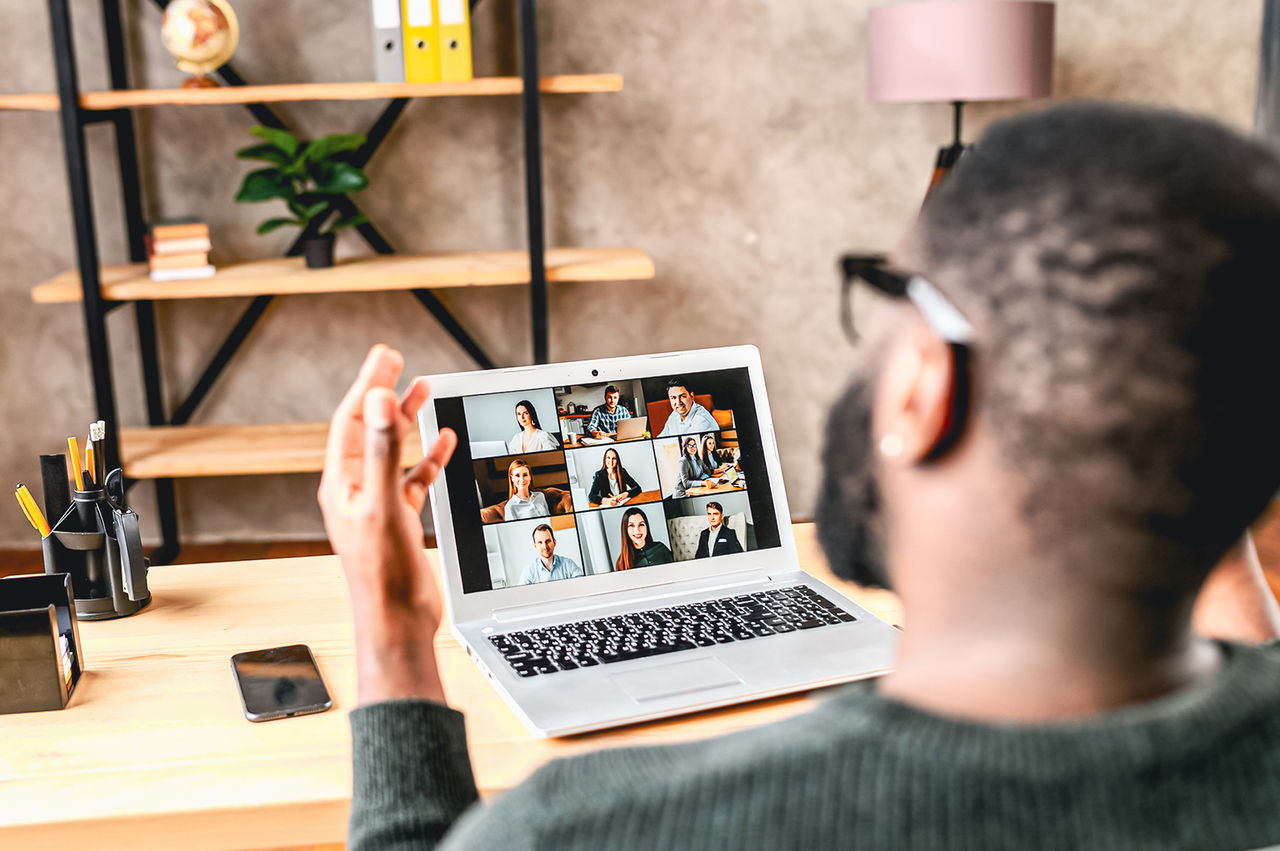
[489,570,771,625]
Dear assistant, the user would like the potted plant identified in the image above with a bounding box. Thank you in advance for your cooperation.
[234,126,370,268]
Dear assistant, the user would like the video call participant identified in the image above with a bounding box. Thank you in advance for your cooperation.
[657,379,719,436]
[699,434,736,477]
[503,459,549,521]
[694,501,743,558]
[588,447,642,507]
[519,524,584,585]
[674,436,714,498]
[587,385,632,439]
[615,507,673,570]
[508,400,558,454]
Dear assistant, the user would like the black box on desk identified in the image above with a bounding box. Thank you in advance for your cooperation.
[0,573,85,714]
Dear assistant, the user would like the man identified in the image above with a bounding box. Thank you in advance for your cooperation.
[694,501,743,558]
[517,524,584,585]
[320,103,1280,850]
[657,378,719,436]
[587,385,632,439]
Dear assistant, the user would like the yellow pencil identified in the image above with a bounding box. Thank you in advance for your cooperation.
[68,437,84,492]
[15,485,51,538]
[85,441,96,484]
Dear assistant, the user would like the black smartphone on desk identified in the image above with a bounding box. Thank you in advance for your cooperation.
[231,644,333,722]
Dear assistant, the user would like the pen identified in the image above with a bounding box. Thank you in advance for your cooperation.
[15,484,51,538]
[93,420,106,485]
[67,437,84,492]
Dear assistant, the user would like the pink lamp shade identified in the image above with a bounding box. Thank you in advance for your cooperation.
[868,1,1055,103]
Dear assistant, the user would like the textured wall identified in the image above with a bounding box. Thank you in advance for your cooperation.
[0,0,1263,547]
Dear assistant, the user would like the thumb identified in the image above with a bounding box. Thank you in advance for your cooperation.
[363,387,402,509]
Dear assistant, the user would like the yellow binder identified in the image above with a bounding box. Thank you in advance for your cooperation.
[436,0,473,81]
[401,0,440,83]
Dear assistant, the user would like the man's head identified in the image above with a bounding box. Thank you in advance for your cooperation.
[604,385,620,410]
[818,102,1280,597]
[532,524,556,561]
[667,380,692,417]
[706,501,723,529]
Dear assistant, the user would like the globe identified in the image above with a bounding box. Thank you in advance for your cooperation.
[160,0,239,87]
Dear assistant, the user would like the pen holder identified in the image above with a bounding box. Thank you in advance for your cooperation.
[45,483,151,620]
[0,573,85,714]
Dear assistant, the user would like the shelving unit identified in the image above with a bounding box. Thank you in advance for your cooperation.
[15,0,653,562]
[119,423,425,479]
[31,247,655,303]
[0,74,624,111]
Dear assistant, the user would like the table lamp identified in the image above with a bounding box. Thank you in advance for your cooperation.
[868,0,1055,197]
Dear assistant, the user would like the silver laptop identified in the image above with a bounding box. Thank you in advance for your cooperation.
[420,346,898,736]
[615,415,648,440]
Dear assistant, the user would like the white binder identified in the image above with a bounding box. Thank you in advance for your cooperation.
[370,0,404,82]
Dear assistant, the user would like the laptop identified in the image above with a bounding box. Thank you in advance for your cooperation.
[615,415,648,440]
[420,345,898,736]
[578,415,647,446]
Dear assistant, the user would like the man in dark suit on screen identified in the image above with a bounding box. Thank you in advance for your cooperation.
[694,501,743,558]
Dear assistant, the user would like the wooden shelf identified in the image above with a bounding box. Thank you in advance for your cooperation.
[31,247,655,303]
[0,74,622,112]
[120,423,424,478]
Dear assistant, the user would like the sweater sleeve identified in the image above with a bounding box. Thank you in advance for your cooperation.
[348,700,480,851]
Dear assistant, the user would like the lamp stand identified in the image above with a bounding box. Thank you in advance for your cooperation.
[924,100,968,204]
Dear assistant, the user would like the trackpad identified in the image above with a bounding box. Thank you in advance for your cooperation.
[611,657,743,703]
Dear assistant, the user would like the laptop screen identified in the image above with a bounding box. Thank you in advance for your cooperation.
[433,367,783,594]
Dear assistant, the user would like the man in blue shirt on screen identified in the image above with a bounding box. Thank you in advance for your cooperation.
[658,379,719,436]
[519,524,584,585]
[587,385,632,438]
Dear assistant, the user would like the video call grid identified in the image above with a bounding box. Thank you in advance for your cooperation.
[465,382,753,584]
[439,367,781,594]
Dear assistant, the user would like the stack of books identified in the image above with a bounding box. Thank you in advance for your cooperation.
[147,221,214,281]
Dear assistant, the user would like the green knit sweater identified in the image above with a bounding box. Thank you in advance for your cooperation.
[349,641,1280,850]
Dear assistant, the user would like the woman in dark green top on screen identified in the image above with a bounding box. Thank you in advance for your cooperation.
[615,506,673,570]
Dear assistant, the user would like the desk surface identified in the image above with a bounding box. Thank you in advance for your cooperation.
[0,523,899,851]
[685,477,748,497]
[588,488,662,509]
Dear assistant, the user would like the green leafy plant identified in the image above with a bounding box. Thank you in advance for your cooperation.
[234,126,370,235]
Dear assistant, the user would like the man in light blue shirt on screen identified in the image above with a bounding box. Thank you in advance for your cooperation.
[657,378,719,437]
[519,524,585,585]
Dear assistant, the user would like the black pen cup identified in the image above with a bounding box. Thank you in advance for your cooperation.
[45,484,148,620]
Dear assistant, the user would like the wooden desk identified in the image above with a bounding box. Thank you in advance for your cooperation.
[561,434,649,448]
[685,477,747,497]
[588,488,662,509]
[0,523,899,851]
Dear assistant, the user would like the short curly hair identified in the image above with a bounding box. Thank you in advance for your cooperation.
[911,101,1280,577]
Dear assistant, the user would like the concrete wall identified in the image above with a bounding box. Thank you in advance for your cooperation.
[0,1,1263,547]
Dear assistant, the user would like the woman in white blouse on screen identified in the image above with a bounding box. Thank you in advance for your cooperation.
[508,400,558,454]
[503,459,550,521]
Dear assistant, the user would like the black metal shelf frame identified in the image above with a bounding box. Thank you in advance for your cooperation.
[44,0,550,564]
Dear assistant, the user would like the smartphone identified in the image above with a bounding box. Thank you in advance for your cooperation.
[230,644,333,722]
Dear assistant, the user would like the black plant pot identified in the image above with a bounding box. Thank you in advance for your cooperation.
[303,233,335,269]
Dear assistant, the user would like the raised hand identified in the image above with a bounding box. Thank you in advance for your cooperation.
[318,344,458,705]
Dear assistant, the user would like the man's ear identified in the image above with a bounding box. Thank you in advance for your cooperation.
[875,327,963,464]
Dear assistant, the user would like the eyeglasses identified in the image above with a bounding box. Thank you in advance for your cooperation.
[837,253,975,460]
[838,254,975,346]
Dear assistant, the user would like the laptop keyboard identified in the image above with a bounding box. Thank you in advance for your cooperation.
[486,585,856,678]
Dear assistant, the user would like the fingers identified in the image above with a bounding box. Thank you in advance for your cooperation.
[322,345,404,496]
[405,427,457,512]
[399,376,432,426]
[363,387,403,511]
